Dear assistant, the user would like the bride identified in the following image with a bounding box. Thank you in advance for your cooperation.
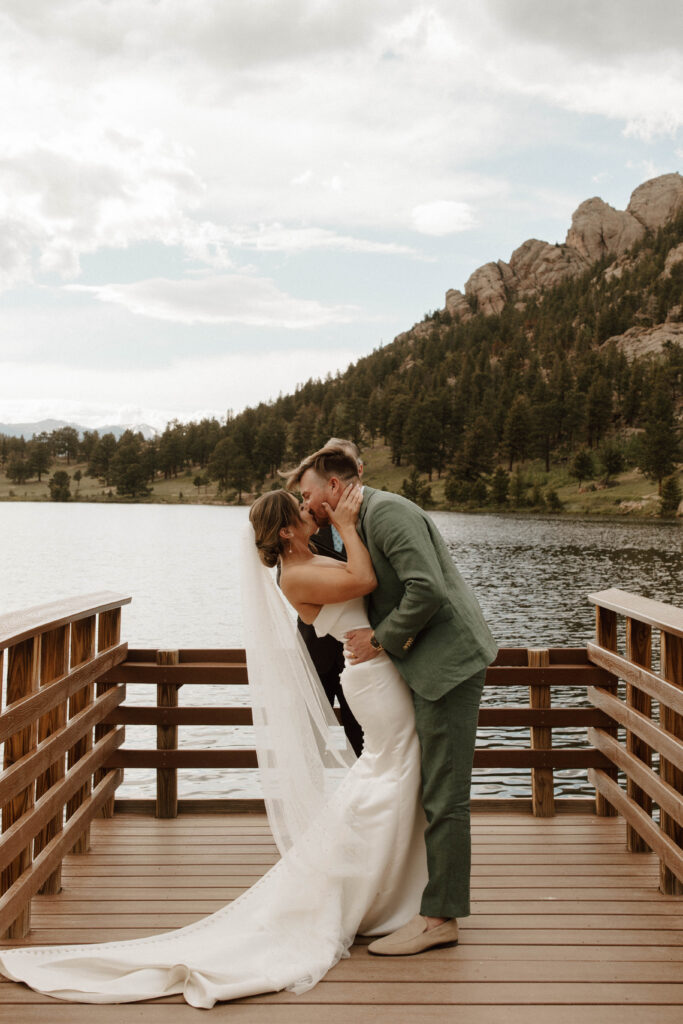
[0,484,428,1008]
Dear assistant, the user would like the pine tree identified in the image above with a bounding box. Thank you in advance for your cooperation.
[502,394,532,470]
[48,470,71,502]
[111,432,151,498]
[660,476,682,516]
[637,383,681,494]
[400,468,432,508]
[491,467,509,505]
[571,449,595,488]
[600,440,625,484]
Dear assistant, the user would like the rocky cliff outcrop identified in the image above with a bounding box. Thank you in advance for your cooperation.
[606,321,683,360]
[445,172,683,322]
[627,173,683,232]
[664,242,683,277]
[565,197,644,262]
[508,238,587,295]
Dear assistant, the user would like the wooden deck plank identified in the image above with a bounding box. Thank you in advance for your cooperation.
[17,917,683,933]
[1,810,681,1020]
[6,938,682,957]
[5,928,680,947]
[29,899,683,916]
[3,981,683,1006]
[4,1007,683,1024]
[3,957,683,986]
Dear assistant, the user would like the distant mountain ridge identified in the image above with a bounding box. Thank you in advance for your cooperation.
[0,419,158,441]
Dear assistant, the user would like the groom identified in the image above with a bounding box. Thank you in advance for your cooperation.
[288,444,498,955]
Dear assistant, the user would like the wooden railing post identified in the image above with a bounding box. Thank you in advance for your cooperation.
[595,606,619,817]
[34,625,70,893]
[660,630,683,895]
[1,636,40,937]
[66,616,96,853]
[156,651,179,819]
[528,648,554,816]
[95,608,122,818]
[625,617,653,852]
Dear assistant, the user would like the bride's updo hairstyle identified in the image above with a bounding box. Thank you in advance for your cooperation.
[249,490,301,567]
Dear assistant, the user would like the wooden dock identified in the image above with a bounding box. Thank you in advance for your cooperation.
[1,587,682,1020]
[1,808,682,1023]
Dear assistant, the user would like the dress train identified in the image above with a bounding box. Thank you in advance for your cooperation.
[0,599,427,1008]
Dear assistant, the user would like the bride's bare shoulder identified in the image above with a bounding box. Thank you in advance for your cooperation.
[287,553,346,574]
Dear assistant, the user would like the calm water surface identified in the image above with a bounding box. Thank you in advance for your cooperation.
[1,503,680,800]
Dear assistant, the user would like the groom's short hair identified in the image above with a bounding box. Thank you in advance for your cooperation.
[286,445,360,489]
[326,437,362,468]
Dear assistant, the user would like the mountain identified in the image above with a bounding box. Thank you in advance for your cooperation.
[0,419,158,441]
[443,172,683,358]
[249,170,682,496]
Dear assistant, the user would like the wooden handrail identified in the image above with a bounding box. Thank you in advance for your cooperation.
[0,594,130,938]
[588,588,683,639]
[0,592,132,650]
[588,590,683,894]
[587,643,683,717]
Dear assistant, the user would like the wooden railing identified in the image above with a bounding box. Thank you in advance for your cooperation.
[97,645,616,819]
[0,592,130,938]
[586,588,683,895]
[3,588,680,939]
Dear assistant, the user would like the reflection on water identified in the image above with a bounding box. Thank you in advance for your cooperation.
[1,504,680,800]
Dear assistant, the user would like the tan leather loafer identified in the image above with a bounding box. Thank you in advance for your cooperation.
[367,915,458,956]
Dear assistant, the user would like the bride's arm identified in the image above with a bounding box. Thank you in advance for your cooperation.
[282,485,376,609]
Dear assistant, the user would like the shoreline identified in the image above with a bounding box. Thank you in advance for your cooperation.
[2,443,681,520]
[1,492,680,523]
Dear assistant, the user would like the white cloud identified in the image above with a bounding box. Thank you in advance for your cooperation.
[0,0,396,69]
[471,2,683,137]
[223,224,419,256]
[0,136,205,289]
[0,346,362,425]
[69,274,361,328]
[0,0,515,262]
[411,201,476,236]
[480,0,683,59]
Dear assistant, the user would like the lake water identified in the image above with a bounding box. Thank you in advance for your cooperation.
[1,503,680,800]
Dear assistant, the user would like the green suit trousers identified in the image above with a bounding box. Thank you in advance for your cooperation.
[411,667,486,919]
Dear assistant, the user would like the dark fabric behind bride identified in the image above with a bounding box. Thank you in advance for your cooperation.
[0,527,427,1008]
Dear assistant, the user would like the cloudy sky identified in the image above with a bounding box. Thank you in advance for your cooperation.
[1,0,681,430]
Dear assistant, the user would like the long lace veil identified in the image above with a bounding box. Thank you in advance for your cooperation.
[240,525,357,855]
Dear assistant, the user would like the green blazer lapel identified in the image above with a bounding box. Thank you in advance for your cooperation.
[357,486,375,541]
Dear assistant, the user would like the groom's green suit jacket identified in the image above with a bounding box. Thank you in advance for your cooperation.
[357,486,498,701]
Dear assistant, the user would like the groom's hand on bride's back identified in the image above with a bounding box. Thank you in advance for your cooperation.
[343,628,381,664]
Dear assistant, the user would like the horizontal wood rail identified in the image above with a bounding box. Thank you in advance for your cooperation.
[0,593,130,938]
[103,705,614,729]
[100,661,248,685]
[587,588,683,895]
[99,644,618,824]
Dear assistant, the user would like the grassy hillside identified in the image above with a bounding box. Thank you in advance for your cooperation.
[3,445,678,519]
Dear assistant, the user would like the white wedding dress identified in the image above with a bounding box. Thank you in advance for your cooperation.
[0,598,428,1008]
